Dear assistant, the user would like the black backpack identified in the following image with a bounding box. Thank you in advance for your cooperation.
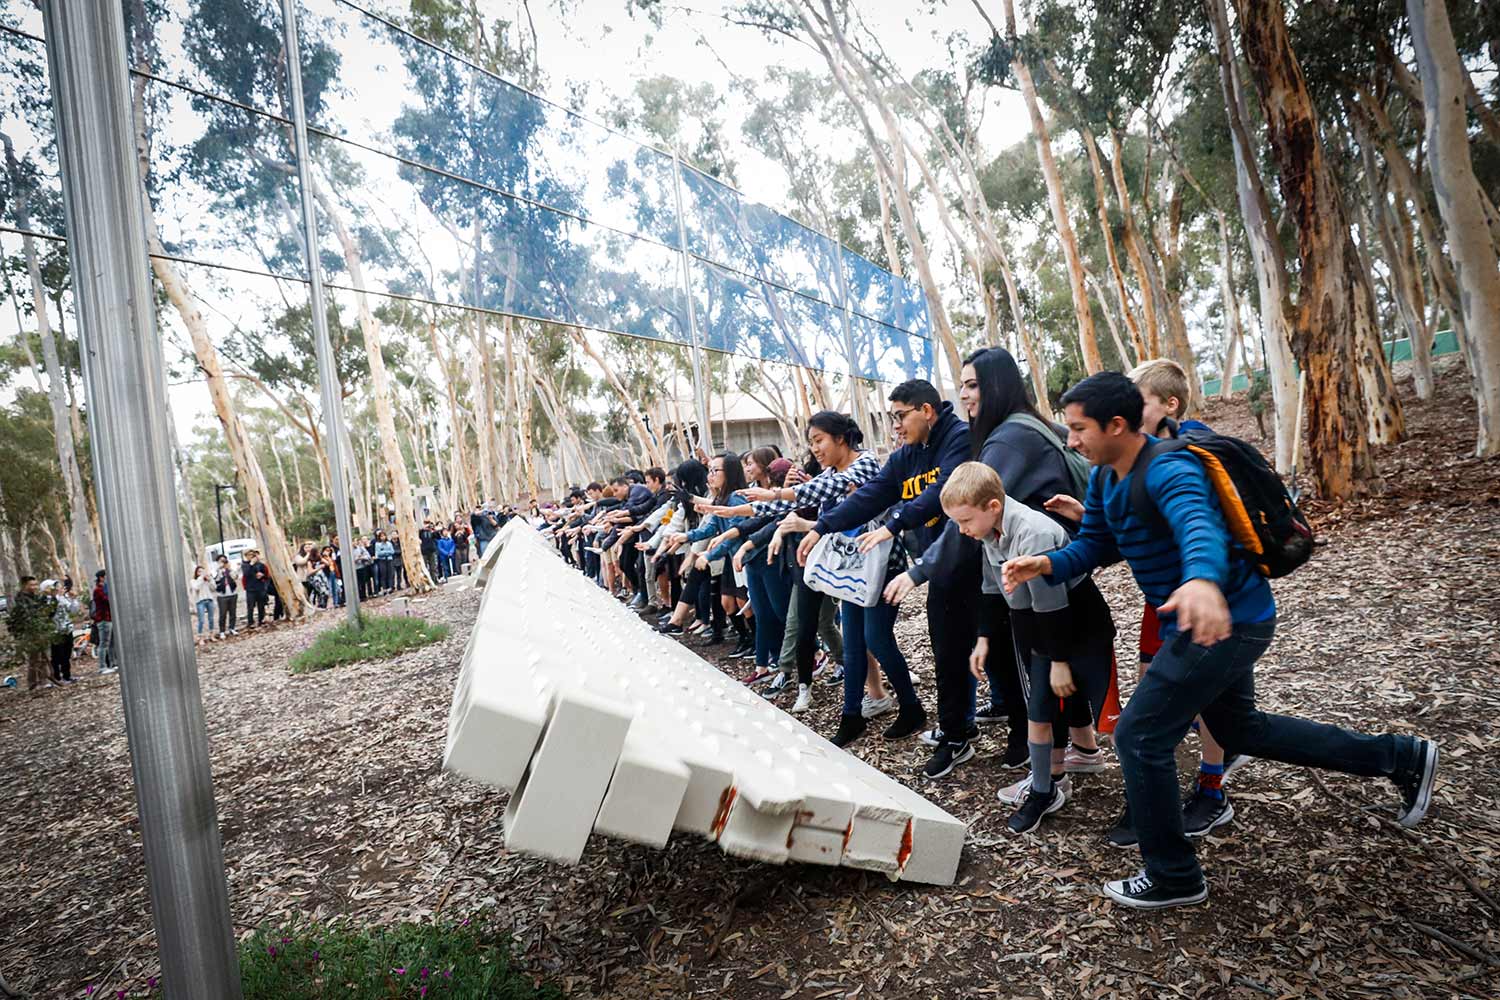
[1128,429,1315,578]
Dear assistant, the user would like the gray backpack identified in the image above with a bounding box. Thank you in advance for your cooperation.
[1002,412,1091,500]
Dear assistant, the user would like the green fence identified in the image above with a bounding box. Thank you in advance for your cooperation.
[1201,329,1459,396]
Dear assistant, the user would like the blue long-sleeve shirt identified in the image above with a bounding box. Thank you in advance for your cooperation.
[814,402,970,553]
[686,491,749,561]
[436,537,456,558]
[1045,438,1274,639]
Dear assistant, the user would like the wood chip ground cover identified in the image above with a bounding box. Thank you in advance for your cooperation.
[1,367,1497,999]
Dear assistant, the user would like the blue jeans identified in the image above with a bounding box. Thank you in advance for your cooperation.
[195,598,214,635]
[841,600,919,715]
[1115,618,1414,891]
[744,557,789,667]
[476,536,488,557]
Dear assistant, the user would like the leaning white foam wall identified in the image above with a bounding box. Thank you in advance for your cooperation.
[445,518,966,885]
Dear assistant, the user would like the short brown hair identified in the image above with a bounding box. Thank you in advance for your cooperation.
[940,461,1006,512]
[1129,358,1190,410]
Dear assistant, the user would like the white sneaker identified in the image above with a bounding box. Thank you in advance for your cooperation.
[1064,745,1108,773]
[791,684,812,714]
[100,666,118,676]
[861,695,895,719]
[918,727,947,747]
[998,773,1072,806]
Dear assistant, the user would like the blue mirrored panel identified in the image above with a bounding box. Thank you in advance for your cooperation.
[298,0,681,249]
[306,133,690,345]
[840,246,934,337]
[0,27,64,239]
[851,313,934,384]
[679,166,843,306]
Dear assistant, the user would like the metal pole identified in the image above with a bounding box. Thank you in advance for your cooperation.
[670,148,714,455]
[281,0,360,625]
[41,3,243,997]
[215,485,227,558]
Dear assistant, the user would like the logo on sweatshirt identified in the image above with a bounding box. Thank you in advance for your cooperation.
[900,467,940,500]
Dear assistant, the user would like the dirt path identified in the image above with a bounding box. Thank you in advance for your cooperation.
[2,366,1498,999]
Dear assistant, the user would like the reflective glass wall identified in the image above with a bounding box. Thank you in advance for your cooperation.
[1,0,929,494]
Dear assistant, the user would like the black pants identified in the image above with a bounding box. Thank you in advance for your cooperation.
[927,548,985,741]
[356,566,373,600]
[981,599,1028,725]
[50,638,72,681]
[248,590,269,625]
[792,577,828,686]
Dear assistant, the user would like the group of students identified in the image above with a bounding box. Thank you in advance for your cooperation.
[546,348,1439,910]
[6,569,117,690]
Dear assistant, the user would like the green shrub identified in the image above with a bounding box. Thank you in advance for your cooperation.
[290,613,449,674]
[238,917,562,999]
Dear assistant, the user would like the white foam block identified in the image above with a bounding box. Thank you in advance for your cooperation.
[503,688,633,864]
[593,723,691,848]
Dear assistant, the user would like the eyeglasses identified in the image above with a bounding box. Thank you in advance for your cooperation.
[888,408,915,424]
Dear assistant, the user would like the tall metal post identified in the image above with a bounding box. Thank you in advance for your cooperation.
[281,0,361,624]
[42,2,243,997]
[670,148,715,455]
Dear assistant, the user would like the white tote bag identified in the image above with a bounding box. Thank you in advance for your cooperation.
[803,527,892,608]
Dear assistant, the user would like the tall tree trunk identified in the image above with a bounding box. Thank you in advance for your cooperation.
[427,315,476,508]
[569,329,665,468]
[1081,129,1148,361]
[1236,0,1398,497]
[1154,177,1204,410]
[267,434,293,519]
[1408,0,1500,456]
[3,136,97,586]
[337,417,370,533]
[315,185,432,589]
[1088,271,1135,371]
[1206,0,1300,472]
[1215,213,1246,400]
[1002,0,1102,373]
[1106,128,1165,359]
[290,436,306,512]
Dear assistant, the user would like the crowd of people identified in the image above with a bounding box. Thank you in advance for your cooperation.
[537,349,1439,910]
[4,569,117,691]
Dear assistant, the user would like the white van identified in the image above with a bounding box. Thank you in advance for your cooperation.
[206,538,258,564]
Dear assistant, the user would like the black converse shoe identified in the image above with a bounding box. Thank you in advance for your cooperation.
[974,703,1008,725]
[1105,806,1138,849]
[1182,787,1235,838]
[1007,784,1068,834]
[883,702,927,740]
[1393,738,1440,829]
[1103,871,1208,910]
[830,713,867,748]
[921,739,975,780]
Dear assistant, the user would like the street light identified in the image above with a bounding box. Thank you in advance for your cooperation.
[213,483,234,562]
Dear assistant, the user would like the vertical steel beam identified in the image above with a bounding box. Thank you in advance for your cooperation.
[280,0,361,624]
[42,2,243,997]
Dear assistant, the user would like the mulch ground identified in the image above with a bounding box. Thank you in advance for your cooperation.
[2,361,1498,999]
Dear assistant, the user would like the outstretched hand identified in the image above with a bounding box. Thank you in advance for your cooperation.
[856,525,893,554]
[1043,493,1084,523]
[1000,554,1050,595]
[796,530,822,566]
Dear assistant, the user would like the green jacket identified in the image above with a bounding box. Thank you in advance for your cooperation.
[6,591,54,653]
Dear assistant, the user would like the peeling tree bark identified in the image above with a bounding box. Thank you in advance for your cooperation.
[1236,0,1401,497]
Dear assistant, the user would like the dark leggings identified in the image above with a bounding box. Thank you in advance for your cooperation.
[50,638,72,681]
[793,580,828,685]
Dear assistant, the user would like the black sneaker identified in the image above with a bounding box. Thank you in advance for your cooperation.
[1182,787,1235,838]
[1393,738,1440,829]
[1008,784,1068,834]
[922,740,975,780]
[1105,806,1137,849]
[974,704,1008,725]
[729,640,755,659]
[883,702,927,740]
[1002,726,1029,769]
[656,622,684,635]
[822,663,845,686]
[831,713,867,748]
[1103,871,1208,910]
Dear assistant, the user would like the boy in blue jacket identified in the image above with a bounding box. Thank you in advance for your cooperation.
[797,379,976,779]
[1003,372,1438,910]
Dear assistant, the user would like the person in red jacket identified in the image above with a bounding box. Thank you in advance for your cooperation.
[91,569,118,676]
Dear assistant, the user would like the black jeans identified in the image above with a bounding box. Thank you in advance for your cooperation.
[926,548,984,741]
[357,566,373,600]
[50,638,72,681]
[247,591,268,625]
[792,579,828,685]
[1116,618,1416,891]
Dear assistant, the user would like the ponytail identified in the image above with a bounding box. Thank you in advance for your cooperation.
[807,410,863,449]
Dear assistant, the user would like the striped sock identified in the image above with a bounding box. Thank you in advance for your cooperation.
[1198,762,1226,799]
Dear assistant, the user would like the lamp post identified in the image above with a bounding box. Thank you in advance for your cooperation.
[213,483,233,561]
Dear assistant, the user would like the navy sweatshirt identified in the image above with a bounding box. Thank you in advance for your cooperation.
[814,401,970,555]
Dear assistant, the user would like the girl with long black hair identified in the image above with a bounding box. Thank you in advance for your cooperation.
[656,453,748,645]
